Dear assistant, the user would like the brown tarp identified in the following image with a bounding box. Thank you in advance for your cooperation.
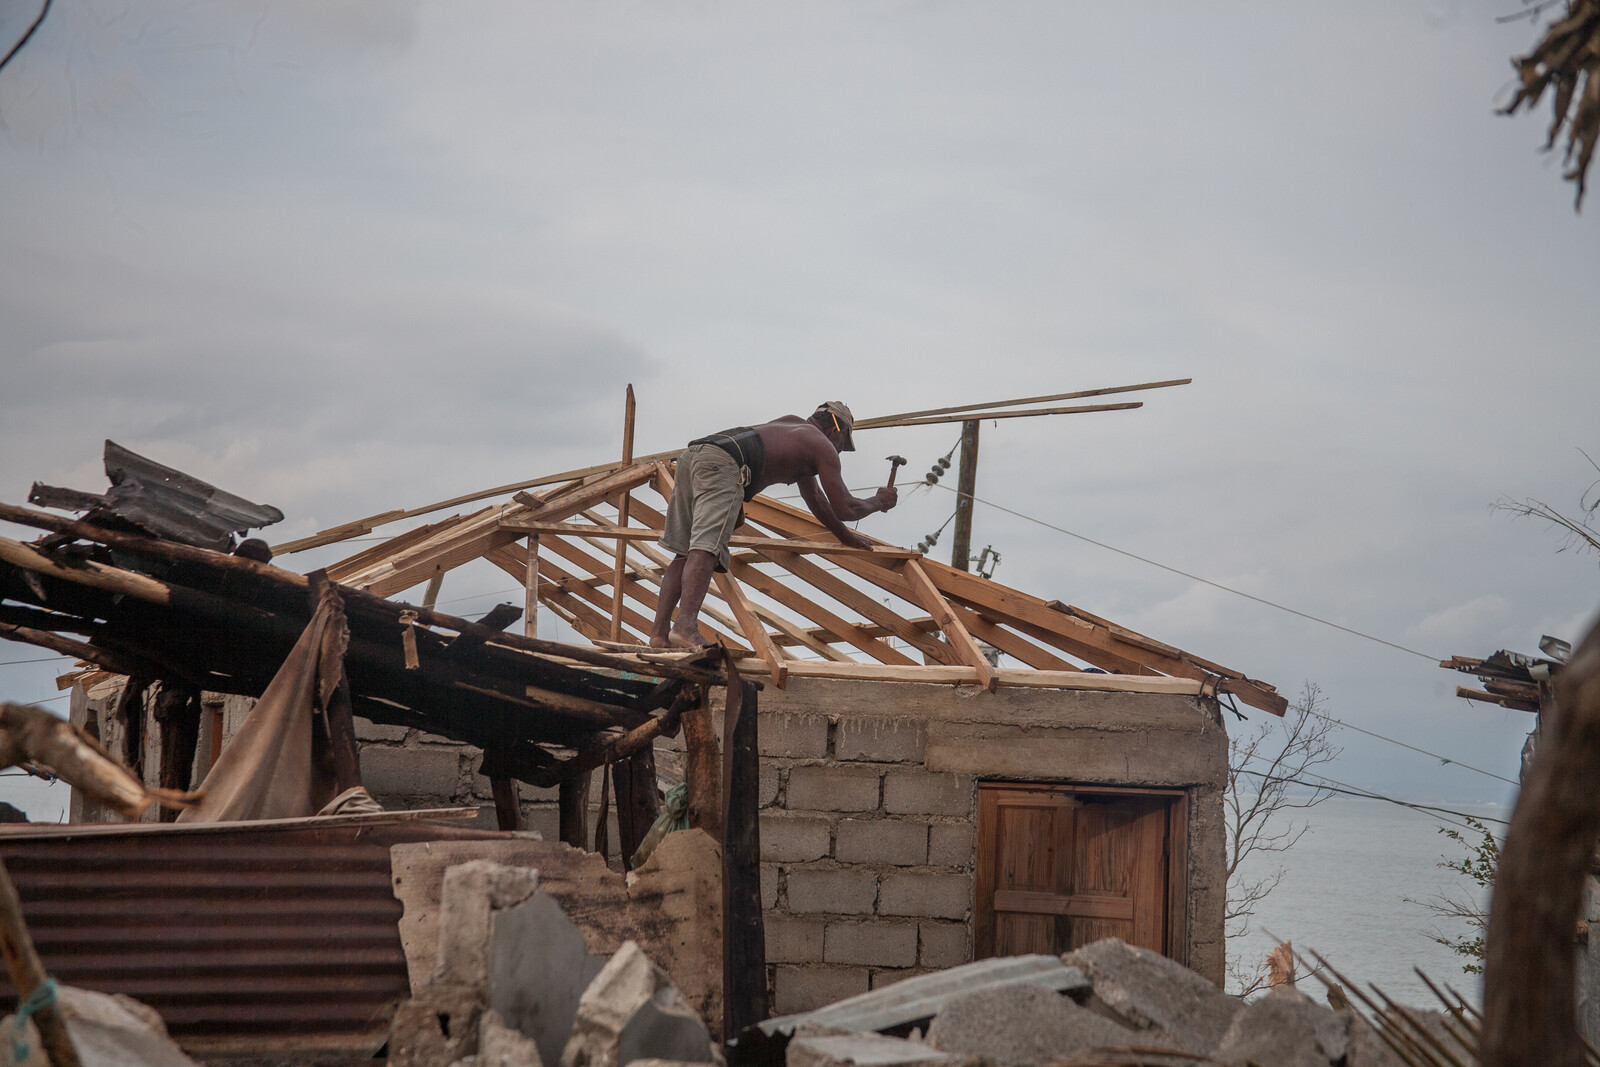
[176,586,346,822]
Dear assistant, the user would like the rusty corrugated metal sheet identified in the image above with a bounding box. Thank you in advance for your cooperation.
[0,815,511,1056]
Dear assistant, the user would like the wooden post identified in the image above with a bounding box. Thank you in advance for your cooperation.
[490,778,523,831]
[524,536,540,640]
[422,568,444,612]
[559,770,590,849]
[1483,616,1600,1067]
[951,418,979,571]
[610,384,637,643]
[721,676,767,1035]
[682,686,722,840]
[153,683,201,823]
[0,856,81,1067]
[308,571,363,795]
[612,749,661,867]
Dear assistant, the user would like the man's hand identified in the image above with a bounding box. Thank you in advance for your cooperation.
[873,487,899,512]
[837,529,874,550]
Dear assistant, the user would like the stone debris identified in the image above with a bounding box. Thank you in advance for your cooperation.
[1059,938,1243,1055]
[1213,987,1350,1067]
[0,985,198,1067]
[450,1009,546,1067]
[785,1032,956,1067]
[561,941,717,1067]
[924,984,1148,1065]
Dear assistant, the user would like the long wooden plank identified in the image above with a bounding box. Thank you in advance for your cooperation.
[610,385,637,643]
[991,889,1135,921]
[733,659,1206,694]
[345,463,657,599]
[502,521,917,558]
[902,559,996,691]
[714,571,786,687]
[750,604,854,663]
[486,543,653,646]
[951,603,1079,672]
[325,515,469,583]
[854,378,1192,429]
[878,400,1142,429]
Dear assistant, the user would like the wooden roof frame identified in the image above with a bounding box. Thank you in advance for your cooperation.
[317,456,1287,716]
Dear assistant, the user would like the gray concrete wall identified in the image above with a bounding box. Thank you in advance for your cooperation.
[660,677,1230,1014]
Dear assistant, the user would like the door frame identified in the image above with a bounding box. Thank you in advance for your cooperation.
[972,781,1190,965]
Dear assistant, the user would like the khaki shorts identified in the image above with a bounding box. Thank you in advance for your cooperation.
[661,444,747,572]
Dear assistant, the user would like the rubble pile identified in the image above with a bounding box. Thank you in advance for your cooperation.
[767,940,1455,1067]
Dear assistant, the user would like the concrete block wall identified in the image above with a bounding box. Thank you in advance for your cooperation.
[703,676,1231,1014]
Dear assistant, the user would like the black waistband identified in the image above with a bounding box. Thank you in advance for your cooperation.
[689,426,766,501]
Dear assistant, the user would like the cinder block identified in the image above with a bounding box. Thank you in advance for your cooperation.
[762,864,780,910]
[760,763,780,807]
[774,966,870,1015]
[787,766,881,812]
[766,917,826,964]
[362,745,461,799]
[836,718,926,763]
[760,815,832,862]
[882,771,973,817]
[870,968,934,990]
[786,869,878,915]
[919,922,970,968]
[835,819,927,866]
[759,713,830,758]
[927,823,975,868]
[824,921,918,967]
[354,717,408,743]
[878,872,970,920]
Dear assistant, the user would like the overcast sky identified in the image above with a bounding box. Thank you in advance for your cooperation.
[2,0,1596,821]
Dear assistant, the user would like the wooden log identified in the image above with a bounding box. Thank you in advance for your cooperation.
[559,771,590,849]
[152,683,201,823]
[0,855,82,1067]
[526,699,685,789]
[682,685,721,840]
[852,377,1191,429]
[865,400,1141,428]
[490,774,524,832]
[1482,618,1600,1067]
[612,748,660,868]
[721,675,767,1035]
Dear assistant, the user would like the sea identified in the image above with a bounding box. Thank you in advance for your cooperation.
[0,775,1500,1007]
[1230,795,1505,1006]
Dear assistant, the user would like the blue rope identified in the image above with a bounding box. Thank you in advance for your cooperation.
[10,977,57,1063]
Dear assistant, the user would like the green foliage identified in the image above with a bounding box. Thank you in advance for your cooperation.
[1423,816,1500,976]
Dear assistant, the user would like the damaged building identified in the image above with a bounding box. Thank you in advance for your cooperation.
[0,426,1286,1062]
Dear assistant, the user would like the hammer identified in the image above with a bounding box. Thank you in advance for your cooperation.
[885,455,907,488]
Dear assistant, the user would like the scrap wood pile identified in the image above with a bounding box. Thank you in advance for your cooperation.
[0,442,728,818]
[1441,636,1570,713]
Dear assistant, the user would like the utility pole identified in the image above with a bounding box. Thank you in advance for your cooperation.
[951,419,979,571]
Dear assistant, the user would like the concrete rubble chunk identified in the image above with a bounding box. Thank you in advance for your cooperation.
[925,984,1149,1065]
[1,985,199,1067]
[560,941,716,1067]
[786,1032,957,1067]
[450,1009,545,1067]
[1060,938,1241,1054]
[1212,988,1349,1067]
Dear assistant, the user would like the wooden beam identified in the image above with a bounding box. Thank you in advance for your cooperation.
[524,536,540,639]
[502,520,917,558]
[854,378,1192,429]
[867,400,1142,429]
[902,559,996,691]
[721,676,767,1034]
[950,603,1079,672]
[610,385,637,643]
[751,603,855,663]
[734,659,1208,694]
[714,570,787,687]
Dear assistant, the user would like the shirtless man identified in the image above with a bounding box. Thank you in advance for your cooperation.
[649,401,899,649]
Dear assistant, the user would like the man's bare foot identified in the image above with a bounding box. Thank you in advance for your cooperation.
[648,633,671,648]
[667,628,712,649]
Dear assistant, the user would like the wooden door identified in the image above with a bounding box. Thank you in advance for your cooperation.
[974,784,1184,961]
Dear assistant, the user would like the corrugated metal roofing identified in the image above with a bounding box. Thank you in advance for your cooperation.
[0,814,515,1056]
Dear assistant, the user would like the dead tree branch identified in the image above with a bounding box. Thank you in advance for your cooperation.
[1500,0,1600,209]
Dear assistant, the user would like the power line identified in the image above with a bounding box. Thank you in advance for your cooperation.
[1299,706,1518,787]
[0,655,69,667]
[1235,767,1507,833]
[929,481,1439,662]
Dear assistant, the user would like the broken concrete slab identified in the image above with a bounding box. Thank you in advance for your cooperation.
[1060,938,1241,1055]
[0,985,198,1067]
[560,941,715,1067]
[434,861,544,990]
[390,981,485,1067]
[1212,988,1349,1067]
[467,1008,546,1067]
[490,889,610,1067]
[925,983,1149,1065]
[785,1033,956,1067]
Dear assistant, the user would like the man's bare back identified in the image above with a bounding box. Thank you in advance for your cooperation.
[648,402,898,648]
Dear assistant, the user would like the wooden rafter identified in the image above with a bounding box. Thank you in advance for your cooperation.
[902,559,996,691]
[714,571,786,687]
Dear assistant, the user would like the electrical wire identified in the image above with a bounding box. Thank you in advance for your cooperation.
[927,481,1440,662]
[1235,767,1508,832]
[1297,706,1518,787]
[0,656,69,667]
